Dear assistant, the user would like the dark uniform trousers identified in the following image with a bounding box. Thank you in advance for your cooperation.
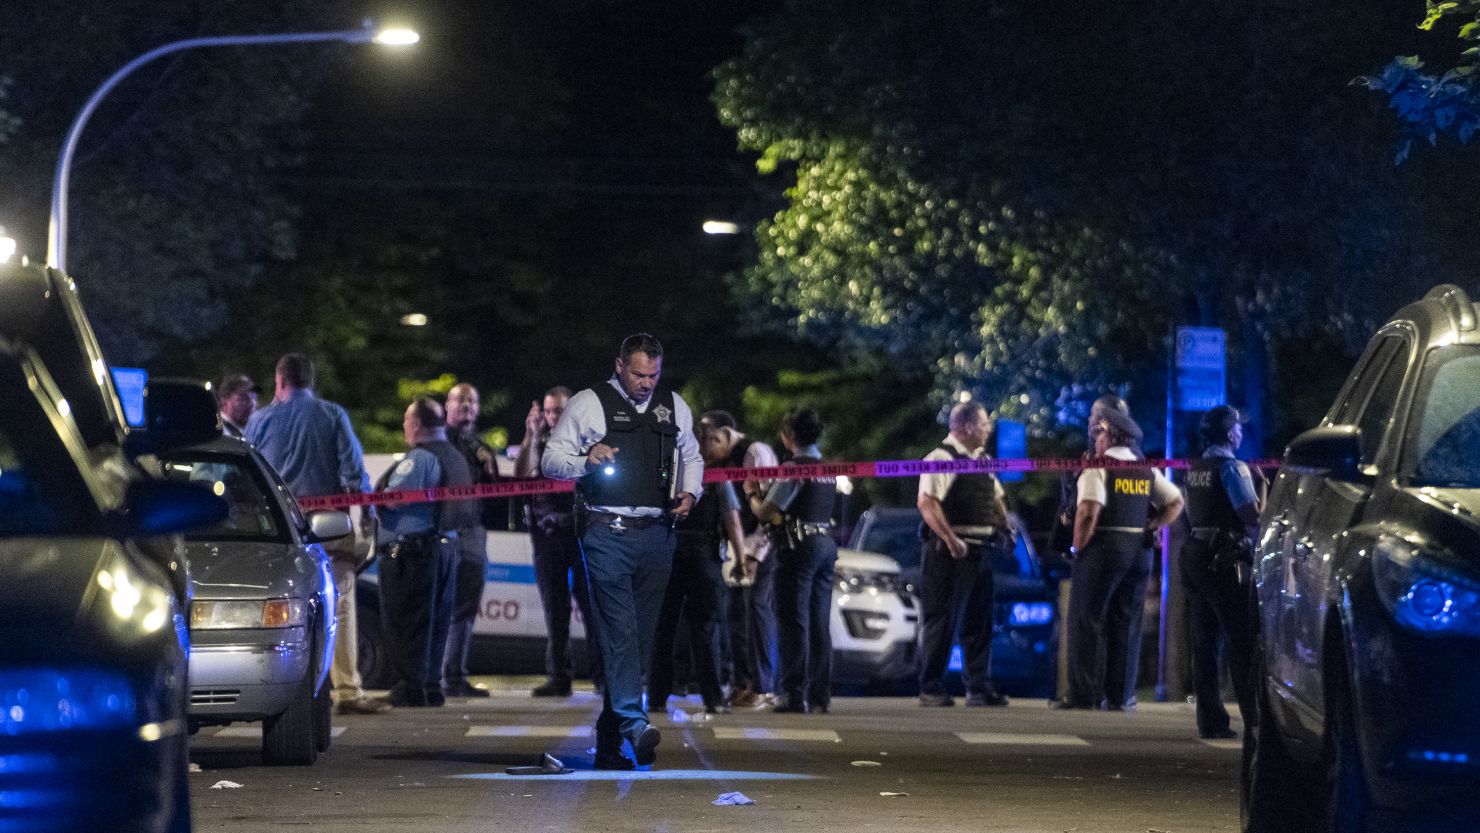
[918,540,998,697]
[775,534,837,708]
[531,520,598,686]
[650,533,725,709]
[1181,535,1255,734]
[579,521,674,748]
[380,532,458,704]
[1065,533,1152,708]
[725,554,778,694]
[442,524,486,688]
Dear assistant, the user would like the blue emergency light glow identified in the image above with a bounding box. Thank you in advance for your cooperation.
[0,669,136,735]
[1010,602,1056,627]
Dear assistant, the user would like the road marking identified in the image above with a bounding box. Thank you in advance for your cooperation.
[210,726,346,739]
[452,769,821,781]
[1199,738,1242,750]
[711,727,841,742]
[466,725,594,738]
[955,732,1089,746]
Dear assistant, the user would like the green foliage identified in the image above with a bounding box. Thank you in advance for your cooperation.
[1365,1,1480,156]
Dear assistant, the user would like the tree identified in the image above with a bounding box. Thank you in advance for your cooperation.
[1364,1,1480,160]
[715,0,1461,451]
[0,1,337,362]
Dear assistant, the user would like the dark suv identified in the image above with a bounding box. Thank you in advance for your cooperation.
[1245,284,1480,832]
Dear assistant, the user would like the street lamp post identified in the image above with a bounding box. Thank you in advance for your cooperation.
[46,21,419,272]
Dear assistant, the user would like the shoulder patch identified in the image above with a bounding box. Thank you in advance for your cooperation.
[394,458,416,476]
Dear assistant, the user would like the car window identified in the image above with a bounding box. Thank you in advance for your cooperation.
[858,515,923,568]
[160,455,287,542]
[1407,346,1480,488]
[1353,340,1410,465]
[1333,337,1402,427]
[0,356,105,536]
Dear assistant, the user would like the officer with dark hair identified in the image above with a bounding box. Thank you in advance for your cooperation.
[1053,407,1183,710]
[1182,404,1264,739]
[916,401,1012,707]
[701,410,781,709]
[748,406,836,714]
[516,385,598,697]
[541,334,704,770]
[375,395,477,707]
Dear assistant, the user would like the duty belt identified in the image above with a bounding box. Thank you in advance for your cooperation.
[794,521,832,536]
[1097,525,1145,534]
[587,511,666,532]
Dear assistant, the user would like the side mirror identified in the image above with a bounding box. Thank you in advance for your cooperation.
[306,510,354,543]
[123,378,220,457]
[1284,426,1364,482]
[121,479,228,537]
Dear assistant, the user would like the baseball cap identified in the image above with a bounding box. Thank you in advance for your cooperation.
[1200,404,1250,443]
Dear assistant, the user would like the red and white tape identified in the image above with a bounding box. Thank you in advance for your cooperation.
[297,455,1280,512]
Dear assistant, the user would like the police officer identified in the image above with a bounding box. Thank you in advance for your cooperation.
[516,386,599,697]
[1054,407,1183,709]
[442,383,499,698]
[1182,404,1263,739]
[649,423,743,714]
[376,396,477,707]
[700,411,780,709]
[748,407,836,714]
[541,334,704,770]
[916,401,1012,707]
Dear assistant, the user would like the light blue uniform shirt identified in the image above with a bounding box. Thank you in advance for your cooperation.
[763,444,824,512]
[376,448,443,543]
[245,389,370,498]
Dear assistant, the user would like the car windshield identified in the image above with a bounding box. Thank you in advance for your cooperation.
[0,356,104,537]
[1406,346,1480,488]
[856,514,924,569]
[159,455,286,542]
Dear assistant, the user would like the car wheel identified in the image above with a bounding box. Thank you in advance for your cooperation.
[262,669,318,766]
[1243,644,1321,833]
[1325,673,1373,833]
[313,673,333,753]
[356,593,395,689]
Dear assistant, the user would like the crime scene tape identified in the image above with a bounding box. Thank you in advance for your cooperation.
[296,455,1282,512]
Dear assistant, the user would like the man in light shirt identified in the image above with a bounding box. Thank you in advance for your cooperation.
[541,333,704,770]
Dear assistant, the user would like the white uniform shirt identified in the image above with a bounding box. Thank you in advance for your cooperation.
[541,378,704,517]
[918,433,1004,536]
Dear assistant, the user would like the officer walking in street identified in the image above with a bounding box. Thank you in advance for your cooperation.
[1053,407,1183,710]
[541,334,704,770]
[442,382,499,698]
[916,401,1012,707]
[517,385,601,697]
[247,353,389,716]
[375,396,477,707]
[1182,405,1264,739]
[748,407,836,714]
[699,411,780,709]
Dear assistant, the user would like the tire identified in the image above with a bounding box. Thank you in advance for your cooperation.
[262,669,318,766]
[356,590,395,689]
[1243,643,1321,833]
[313,674,333,753]
[1325,671,1373,833]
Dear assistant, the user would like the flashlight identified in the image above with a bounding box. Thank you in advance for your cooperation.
[603,465,616,477]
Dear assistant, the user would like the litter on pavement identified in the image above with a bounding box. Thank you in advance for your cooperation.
[713,791,756,806]
[209,780,244,790]
[505,753,571,775]
[850,761,883,767]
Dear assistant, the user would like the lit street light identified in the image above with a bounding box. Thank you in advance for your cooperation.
[399,313,429,327]
[47,21,419,272]
[702,220,741,235]
[0,226,16,264]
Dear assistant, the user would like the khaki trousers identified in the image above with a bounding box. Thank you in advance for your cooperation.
[326,536,365,702]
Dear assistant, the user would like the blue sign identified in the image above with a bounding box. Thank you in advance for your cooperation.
[995,418,1026,483]
[1175,327,1226,411]
[111,367,147,428]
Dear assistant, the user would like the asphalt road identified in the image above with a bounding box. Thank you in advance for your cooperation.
[189,678,1243,833]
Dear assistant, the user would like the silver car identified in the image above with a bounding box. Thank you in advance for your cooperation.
[156,436,348,766]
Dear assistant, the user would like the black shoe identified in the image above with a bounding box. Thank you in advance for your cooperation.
[444,681,491,698]
[808,703,830,714]
[631,724,661,767]
[425,690,446,707]
[965,689,1009,707]
[532,679,573,698]
[1199,727,1238,740]
[594,749,635,771]
[772,699,807,714]
[1048,698,1092,710]
[387,685,428,707]
[918,693,955,707]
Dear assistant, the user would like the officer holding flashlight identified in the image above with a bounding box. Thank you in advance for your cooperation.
[541,333,704,770]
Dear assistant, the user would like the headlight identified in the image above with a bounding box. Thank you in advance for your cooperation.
[191,598,306,630]
[1372,535,1480,636]
[94,555,173,639]
[1009,602,1055,627]
[836,568,902,595]
[0,668,137,734]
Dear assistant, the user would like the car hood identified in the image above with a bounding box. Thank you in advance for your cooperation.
[0,537,114,625]
[1411,487,1480,519]
[186,540,314,600]
[836,548,901,574]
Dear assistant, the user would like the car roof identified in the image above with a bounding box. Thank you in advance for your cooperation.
[1389,284,1480,349]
